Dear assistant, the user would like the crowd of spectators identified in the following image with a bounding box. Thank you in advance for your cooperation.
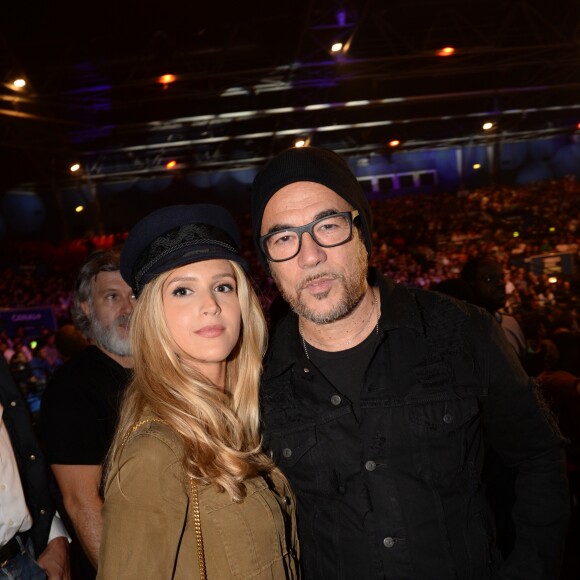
[0,175,578,578]
[242,176,580,350]
[0,176,578,396]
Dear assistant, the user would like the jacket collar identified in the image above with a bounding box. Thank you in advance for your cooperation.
[373,269,425,334]
[264,307,306,380]
[263,268,425,380]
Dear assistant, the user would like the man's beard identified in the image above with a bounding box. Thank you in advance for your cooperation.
[271,241,369,325]
[90,307,132,357]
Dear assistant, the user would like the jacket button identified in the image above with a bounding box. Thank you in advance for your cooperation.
[330,394,341,406]
[383,537,395,548]
[443,413,454,424]
[39,509,46,515]
[29,454,36,461]
[10,400,17,407]
[282,447,292,458]
[365,460,376,472]
[303,368,310,373]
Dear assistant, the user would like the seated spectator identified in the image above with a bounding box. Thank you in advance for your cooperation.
[461,256,528,362]
[8,348,34,399]
[28,345,54,393]
[537,330,580,487]
[1,339,15,364]
[38,330,64,369]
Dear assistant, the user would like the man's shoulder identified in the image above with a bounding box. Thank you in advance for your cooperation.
[386,281,486,329]
[53,345,121,374]
[44,345,128,399]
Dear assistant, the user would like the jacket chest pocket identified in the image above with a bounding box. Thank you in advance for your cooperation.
[266,425,327,495]
[267,425,317,467]
[409,396,481,484]
[202,477,296,578]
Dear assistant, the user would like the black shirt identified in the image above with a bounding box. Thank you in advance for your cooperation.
[41,345,132,465]
[303,330,378,420]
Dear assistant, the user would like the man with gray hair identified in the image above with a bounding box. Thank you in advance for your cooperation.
[41,250,134,578]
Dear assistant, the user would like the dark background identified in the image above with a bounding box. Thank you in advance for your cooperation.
[1,0,579,240]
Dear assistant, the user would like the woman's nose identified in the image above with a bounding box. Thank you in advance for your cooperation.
[201,292,221,315]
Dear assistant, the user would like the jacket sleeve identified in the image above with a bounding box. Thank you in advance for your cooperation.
[475,310,570,580]
[0,357,56,554]
[97,432,194,579]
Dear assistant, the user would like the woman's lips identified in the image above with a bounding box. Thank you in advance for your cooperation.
[194,325,225,338]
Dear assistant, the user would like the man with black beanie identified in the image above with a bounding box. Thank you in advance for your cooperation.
[251,146,569,579]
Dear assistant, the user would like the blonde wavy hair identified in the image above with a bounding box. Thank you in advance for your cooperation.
[106,261,275,501]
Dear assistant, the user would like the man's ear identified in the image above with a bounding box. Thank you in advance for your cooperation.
[80,301,90,318]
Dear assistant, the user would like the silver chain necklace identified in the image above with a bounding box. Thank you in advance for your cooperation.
[299,288,379,360]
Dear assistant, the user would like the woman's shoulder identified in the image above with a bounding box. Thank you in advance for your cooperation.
[104,416,188,503]
[122,416,183,460]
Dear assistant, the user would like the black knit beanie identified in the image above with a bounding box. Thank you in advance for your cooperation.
[251,146,372,270]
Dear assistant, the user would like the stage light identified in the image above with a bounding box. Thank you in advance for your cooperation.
[473,163,481,169]
[549,226,556,232]
[158,74,176,85]
[331,42,343,53]
[548,277,558,284]
[295,139,306,148]
[13,78,26,88]
[75,205,84,213]
[513,231,520,237]
[437,47,455,57]
[389,140,400,147]
[483,122,494,130]
[70,163,81,173]
[166,160,177,169]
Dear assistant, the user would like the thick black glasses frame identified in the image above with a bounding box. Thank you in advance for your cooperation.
[259,209,359,262]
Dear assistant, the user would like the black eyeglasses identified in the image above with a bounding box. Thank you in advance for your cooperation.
[259,210,359,262]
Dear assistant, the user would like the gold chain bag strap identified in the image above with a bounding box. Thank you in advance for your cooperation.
[188,475,207,579]
[123,418,207,579]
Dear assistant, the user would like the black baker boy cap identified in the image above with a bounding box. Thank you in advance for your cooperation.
[251,146,373,269]
[121,203,248,297]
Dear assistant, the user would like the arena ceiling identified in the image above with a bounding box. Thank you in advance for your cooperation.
[1,0,579,227]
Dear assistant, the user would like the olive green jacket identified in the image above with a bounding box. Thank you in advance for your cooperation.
[97,420,300,579]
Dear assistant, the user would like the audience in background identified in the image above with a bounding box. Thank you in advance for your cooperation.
[0,177,578,353]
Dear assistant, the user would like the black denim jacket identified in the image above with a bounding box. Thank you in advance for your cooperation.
[260,270,569,580]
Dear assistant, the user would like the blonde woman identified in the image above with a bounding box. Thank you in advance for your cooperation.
[97,204,299,579]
